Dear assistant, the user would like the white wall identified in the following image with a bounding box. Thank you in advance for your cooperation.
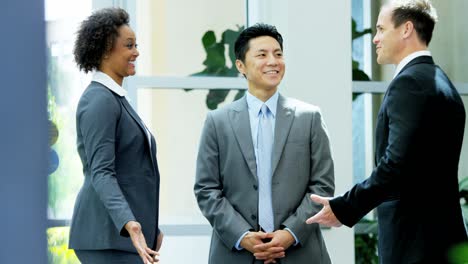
[251,1,355,263]
[431,0,468,83]
[430,0,468,181]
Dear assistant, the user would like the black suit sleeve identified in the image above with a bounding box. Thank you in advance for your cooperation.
[330,75,428,227]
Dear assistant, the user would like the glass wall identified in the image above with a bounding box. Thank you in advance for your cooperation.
[45,0,92,263]
[44,0,467,263]
[131,1,247,262]
[45,0,246,263]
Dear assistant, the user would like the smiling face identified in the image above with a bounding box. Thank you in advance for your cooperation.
[100,25,139,85]
[373,5,403,65]
[235,36,285,95]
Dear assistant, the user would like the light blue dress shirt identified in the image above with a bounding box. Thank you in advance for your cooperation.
[235,91,299,250]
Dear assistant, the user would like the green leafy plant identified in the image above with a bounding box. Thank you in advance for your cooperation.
[355,219,379,263]
[190,25,245,110]
[355,233,379,264]
[352,17,377,262]
[459,177,468,250]
[459,177,468,207]
[47,46,84,219]
[352,18,372,82]
[47,227,80,264]
[352,18,373,101]
[448,242,468,264]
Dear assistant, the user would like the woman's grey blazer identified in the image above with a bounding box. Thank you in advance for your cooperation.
[69,81,160,252]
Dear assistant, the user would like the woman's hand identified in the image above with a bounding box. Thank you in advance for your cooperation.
[156,230,164,251]
[125,221,159,263]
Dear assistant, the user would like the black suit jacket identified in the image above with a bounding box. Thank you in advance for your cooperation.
[69,82,160,252]
[330,56,467,263]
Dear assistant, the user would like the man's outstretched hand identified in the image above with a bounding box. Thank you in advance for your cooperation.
[305,194,342,227]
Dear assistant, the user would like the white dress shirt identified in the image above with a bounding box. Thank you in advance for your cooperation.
[393,50,432,79]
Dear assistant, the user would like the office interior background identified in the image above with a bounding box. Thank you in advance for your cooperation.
[2,0,467,263]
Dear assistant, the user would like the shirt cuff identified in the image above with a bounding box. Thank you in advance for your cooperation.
[235,231,250,250]
[284,228,300,246]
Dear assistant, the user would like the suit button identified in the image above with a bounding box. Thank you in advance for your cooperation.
[253,185,258,190]
[251,214,257,220]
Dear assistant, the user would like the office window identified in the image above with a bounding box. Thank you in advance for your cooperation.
[46,0,91,221]
[351,0,374,185]
[135,0,245,77]
[127,1,247,263]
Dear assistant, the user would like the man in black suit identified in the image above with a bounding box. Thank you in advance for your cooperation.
[306,0,467,263]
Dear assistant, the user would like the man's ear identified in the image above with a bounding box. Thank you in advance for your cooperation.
[235,59,245,75]
[402,20,414,39]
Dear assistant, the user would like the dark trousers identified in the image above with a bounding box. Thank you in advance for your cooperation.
[74,249,143,264]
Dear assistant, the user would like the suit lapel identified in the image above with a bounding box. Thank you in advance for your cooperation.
[150,135,160,177]
[229,97,258,180]
[271,95,295,176]
[120,97,157,171]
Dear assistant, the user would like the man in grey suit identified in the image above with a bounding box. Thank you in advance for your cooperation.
[194,23,335,264]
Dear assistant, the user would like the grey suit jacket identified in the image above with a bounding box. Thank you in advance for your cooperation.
[195,94,335,264]
[69,82,160,252]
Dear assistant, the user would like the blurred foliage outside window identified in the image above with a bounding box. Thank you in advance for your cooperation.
[188,25,245,110]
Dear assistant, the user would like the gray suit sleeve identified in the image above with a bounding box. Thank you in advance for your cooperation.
[282,109,335,244]
[194,112,253,249]
[78,91,136,236]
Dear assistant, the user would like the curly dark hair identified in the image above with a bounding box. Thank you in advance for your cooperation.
[74,8,130,73]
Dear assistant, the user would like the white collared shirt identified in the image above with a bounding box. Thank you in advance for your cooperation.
[92,71,128,97]
[92,71,152,147]
[393,50,432,78]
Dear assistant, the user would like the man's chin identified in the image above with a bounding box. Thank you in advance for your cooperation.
[376,57,385,65]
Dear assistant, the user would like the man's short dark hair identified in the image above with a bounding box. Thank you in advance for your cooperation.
[390,0,438,45]
[74,8,130,73]
[234,23,283,62]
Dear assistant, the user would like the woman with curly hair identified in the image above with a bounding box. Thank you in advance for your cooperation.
[68,8,162,264]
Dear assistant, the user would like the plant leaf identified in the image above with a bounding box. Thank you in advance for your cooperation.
[222,25,245,69]
[201,31,216,51]
[206,90,230,110]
